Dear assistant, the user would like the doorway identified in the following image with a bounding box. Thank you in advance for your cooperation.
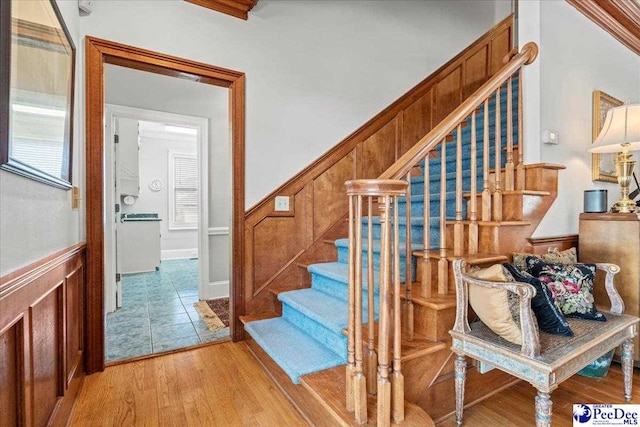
[104,102,229,362]
[85,37,245,373]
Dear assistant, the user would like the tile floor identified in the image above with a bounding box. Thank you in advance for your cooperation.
[106,258,230,362]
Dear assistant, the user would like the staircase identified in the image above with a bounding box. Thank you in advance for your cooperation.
[242,43,564,426]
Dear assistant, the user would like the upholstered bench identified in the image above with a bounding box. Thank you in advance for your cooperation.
[449,259,639,427]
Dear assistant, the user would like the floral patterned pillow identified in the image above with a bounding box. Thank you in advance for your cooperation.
[525,257,606,322]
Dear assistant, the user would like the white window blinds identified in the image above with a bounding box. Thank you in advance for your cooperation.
[169,152,198,229]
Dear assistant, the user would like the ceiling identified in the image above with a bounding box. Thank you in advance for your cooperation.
[183,0,640,54]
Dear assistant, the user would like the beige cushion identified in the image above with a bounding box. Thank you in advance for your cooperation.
[468,264,522,345]
[512,247,577,272]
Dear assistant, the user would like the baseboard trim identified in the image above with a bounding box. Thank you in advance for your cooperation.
[201,280,230,299]
[161,248,198,260]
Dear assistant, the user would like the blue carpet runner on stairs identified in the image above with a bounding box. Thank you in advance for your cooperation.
[245,78,518,383]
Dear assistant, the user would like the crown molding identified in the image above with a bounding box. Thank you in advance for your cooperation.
[567,0,640,56]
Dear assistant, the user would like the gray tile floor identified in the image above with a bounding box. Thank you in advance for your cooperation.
[106,258,230,362]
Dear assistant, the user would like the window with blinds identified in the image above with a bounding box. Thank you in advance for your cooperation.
[169,152,198,229]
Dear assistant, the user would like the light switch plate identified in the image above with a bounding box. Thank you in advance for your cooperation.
[71,186,80,209]
[275,196,290,212]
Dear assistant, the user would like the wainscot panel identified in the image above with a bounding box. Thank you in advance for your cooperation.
[0,243,86,427]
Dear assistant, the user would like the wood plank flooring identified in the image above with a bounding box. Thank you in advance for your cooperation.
[70,341,640,427]
[69,341,308,426]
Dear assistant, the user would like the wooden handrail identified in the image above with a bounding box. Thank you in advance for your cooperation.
[344,42,539,427]
[378,42,538,181]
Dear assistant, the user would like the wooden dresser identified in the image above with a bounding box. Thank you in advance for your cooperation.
[579,212,640,363]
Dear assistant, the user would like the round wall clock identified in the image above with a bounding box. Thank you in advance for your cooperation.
[149,179,164,192]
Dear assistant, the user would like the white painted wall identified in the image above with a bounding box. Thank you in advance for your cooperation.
[0,0,519,276]
[0,0,82,276]
[80,0,509,208]
[520,1,640,237]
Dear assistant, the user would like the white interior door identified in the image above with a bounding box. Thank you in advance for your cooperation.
[104,108,120,313]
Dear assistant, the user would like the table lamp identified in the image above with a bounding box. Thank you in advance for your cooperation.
[588,104,640,213]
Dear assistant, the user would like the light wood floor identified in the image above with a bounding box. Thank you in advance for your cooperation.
[71,342,640,426]
[69,341,308,426]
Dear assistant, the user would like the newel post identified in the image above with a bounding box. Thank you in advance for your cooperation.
[345,179,408,427]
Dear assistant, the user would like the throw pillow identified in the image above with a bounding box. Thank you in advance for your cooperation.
[512,247,577,272]
[503,263,574,337]
[525,257,606,322]
[468,264,522,345]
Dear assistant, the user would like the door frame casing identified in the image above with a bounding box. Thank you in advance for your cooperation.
[85,36,245,373]
[104,104,210,314]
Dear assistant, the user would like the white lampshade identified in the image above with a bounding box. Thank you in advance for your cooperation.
[589,104,640,153]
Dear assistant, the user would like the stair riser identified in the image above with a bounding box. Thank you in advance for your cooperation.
[364,221,426,245]
[464,193,546,221]
[335,246,417,282]
[397,196,467,218]
[310,272,380,312]
[281,304,348,359]
[443,222,502,254]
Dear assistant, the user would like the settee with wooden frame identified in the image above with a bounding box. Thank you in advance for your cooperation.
[450,258,639,427]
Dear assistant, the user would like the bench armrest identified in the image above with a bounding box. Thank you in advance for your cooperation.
[595,263,624,315]
[452,259,540,357]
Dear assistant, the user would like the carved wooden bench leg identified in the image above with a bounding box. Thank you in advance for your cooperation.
[622,340,634,402]
[535,391,552,427]
[454,354,466,426]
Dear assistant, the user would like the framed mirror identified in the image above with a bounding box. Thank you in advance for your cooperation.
[0,0,75,189]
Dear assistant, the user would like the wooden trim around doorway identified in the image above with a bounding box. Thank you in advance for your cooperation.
[85,36,245,374]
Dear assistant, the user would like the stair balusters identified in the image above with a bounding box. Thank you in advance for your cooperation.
[391,191,405,424]
[454,124,464,256]
[481,99,492,222]
[469,111,478,255]
[345,43,539,426]
[366,197,377,396]
[517,69,525,190]
[493,88,503,221]
[345,180,407,427]
[505,77,515,191]
[421,157,431,298]
[404,172,414,341]
[438,138,448,295]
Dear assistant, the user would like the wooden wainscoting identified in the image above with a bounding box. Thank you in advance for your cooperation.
[243,15,514,317]
[0,243,86,427]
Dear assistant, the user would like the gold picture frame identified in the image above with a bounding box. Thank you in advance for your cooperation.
[592,90,623,183]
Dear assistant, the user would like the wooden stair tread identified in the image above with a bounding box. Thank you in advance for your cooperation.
[523,162,565,170]
[462,189,550,197]
[399,282,457,309]
[341,324,448,362]
[412,249,508,265]
[444,219,531,226]
[300,365,435,427]
[239,311,280,324]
